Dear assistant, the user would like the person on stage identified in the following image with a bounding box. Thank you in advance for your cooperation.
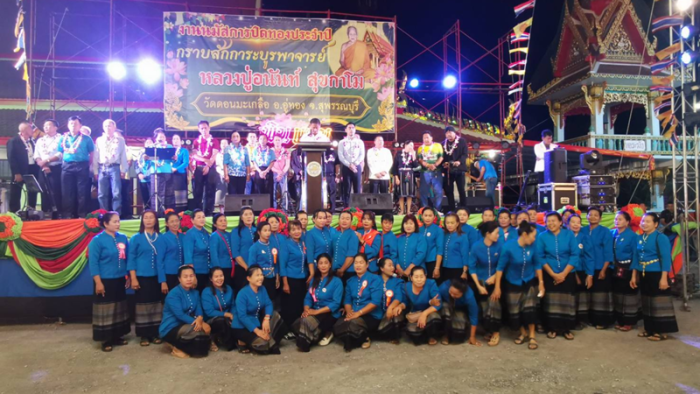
[497,208,517,246]
[161,211,184,290]
[393,140,417,215]
[537,211,580,340]
[34,119,63,218]
[366,135,393,194]
[271,136,291,210]
[299,118,330,142]
[468,221,503,346]
[88,211,130,352]
[192,121,220,215]
[323,146,339,213]
[493,221,543,350]
[396,215,427,278]
[611,211,641,332]
[148,129,175,212]
[456,208,479,244]
[441,126,468,212]
[209,213,234,288]
[439,278,480,346]
[631,213,679,341]
[223,131,250,196]
[338,123,365,207]
[417,131,444,209]
[280,220,310,340]
[8,121,39,213]
[379,213,398,262]
[333,253,382,352]
[247,222,280,303]
[213,139,228,214]
[58,116,95,218]
[533,129,558,183]
[93,119,127,213]
[375,257,405,344]
[420,207,444,280]
[183,209,211,291]
[170,134,190,211]
[289,144,305,209]
[127,210,166,347]
[306,210,333,269]
[291,253,343,352]
[160,265,212,358]
[582,207,615,329]
[251,134,276,207]
[333,211,361,282]
[357,211,381,273]
[244,132,258,194]
[471,158,498,209]
[230,207,256,292]
[566,214,594,329]
[201,267,236,352]
[438,213,470,283]
[400,267,442,345]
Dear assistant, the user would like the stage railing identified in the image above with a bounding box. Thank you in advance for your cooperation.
[562,134,700,155]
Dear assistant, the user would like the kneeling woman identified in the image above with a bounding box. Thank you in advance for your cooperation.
[334,253,383,352]
[232,266,287,354]
[377,257,406,344]
[292,253,343,352]
[159,265,212,358]
[401,267,442,345]
[439,279,480,346]
[201,267,236,351]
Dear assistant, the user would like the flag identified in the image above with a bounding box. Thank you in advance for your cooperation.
[509,87,523,96]
[510,33,530,44]
[508,60,527,69]
[668,130,678,145]
[651,58,675,74]
[508,69,526,76]
[514,0,535,17]
[656,43,682,60]
[513,17,533,38]
[650,85,673,93]
[654,93,673,105]
[514,100,522,119]
[657,110,673,128]
[652,75,674,85]
[509,80,523,90]
[654,100,671,113]
[651,15,684,33]
[509,47,529,54]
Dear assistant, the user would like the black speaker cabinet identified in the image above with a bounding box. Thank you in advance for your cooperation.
[545,149,568,183]
[350,193,393,214]
[224,194,271,215]
[464,196,494,213]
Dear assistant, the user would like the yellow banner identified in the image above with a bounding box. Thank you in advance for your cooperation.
[513,17,533,38]
[652,75,674,85]
[656,43,681,61]
[653,94,673,105]
[508,69,526,76]
[509,47,529,54]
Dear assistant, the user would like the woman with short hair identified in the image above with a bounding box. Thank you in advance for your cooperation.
[400,267,442,345]
[611,211,641,332]
[468,220,503,346]
[183,209,210,291]
[201,267,236,351]
[376,257,406,344]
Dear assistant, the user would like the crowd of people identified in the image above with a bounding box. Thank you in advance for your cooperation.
[88,205,679,357]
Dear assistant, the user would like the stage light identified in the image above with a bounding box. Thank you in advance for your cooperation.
[442,75,457,89]
[695,102,700,111]
[676,0,695,11]
[487,150,496,159]
[472,142,480,150]
[409,78,419,88]
[331,140,339,148]
[393,142,400,148]
[681,25,700,40]
[137,59,162,84]
[106,61,127,81]
[681,50,698,65]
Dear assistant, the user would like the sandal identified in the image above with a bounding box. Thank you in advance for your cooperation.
[563,331,575,341]
[101,342,113,352]
[441,335,450,345]
[647,334,668,342]
[638,331,649,338]
[536,325,546,334]
[484,333,493,341]
[514,334,527,345]
[140,338,150,347]
[152,338,163,345]
[616,325,632,332]
[547,331,557,339]
[237,341,250,354]
[595,325,606,330]
[115,338,128,346]
[210,342,219,352]
[427,338,438,346]
[488,333,500,347]
[528,337,538,350]
[170,348,189,359]
[361,338,372,349]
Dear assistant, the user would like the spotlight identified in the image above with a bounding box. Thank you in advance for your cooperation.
[393,142,400,148]
[442,75,457,89]
[676,0,695,12]
[137,59,162,84]
[472,142,480,150]
[185,139,192,145]
[106,61,127,81]
[681,25,699,40]
[487,150,496,159]
[331,140,339,148]
[681,50,698,65]
[409,78,419,88]
[501,141,511,150]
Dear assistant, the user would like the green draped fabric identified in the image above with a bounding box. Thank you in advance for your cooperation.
[13,233,90,260]
[12,243,90,290]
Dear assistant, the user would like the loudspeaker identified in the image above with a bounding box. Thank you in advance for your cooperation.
[464,196,494,213]
[350,193,393,214]
[544,149,568,183]
[224,194,271,215]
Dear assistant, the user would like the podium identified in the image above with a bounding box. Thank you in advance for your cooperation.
[297,141,331,215]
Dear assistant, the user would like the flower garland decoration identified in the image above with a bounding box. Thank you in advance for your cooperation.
[83,209,107,233]
[556,205,581,217]
[620,204,646,234]
[416,207,442,228]
[178,210,194,233]
[258,208,289,234]
[0,212,23,241]
[338,207,364,230]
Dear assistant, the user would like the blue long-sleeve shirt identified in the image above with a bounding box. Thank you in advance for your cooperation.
[496,240,540,286]
[358,228,381,272]
[126,232,165,283]
[304,276,344,318]
[159,285,203,338]
[438,280,478,326]
[611,228,639,269]
[161,231,184,275]
[380,276,405,313]
[403,279,442,312]
[88,231,129,279]
[281,237,308,279]
[467,239,501,282]
[380,230,398,263]
[248,241,277,278]
[270,232,285,253]
[201,285,235,320]
[183,227,210,274]
[461,223,479,245]
[535,229,580,274]
[420,224,444,263]
[332,228,360,272]
[496,226,518,248]
[210,230,234,269]
[583,225,614,271]
[344,272,383,319]
[632,231,672,273]
[572,231,595,276]
[442,231,470,269]
[396,233,427,271]
[306,226,333,264]
[231,225,256,263]
[232,285,273,332]
[172,147,190,174]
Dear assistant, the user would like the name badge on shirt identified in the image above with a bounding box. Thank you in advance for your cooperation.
[527,251,530,256]
[620,238,624,242]
[322,288,327,293]
[427,232,431,237]
[262,250,266,254]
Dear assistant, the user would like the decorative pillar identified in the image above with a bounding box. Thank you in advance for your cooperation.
[582,83,606,149]
[647,93,661,137]
[605,105,615,135]
[650,169,666,211]
[546,100,565,142]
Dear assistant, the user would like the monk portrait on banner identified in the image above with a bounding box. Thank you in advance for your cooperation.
[335,26,375,79]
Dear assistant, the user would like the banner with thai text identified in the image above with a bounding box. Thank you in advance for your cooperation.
[163,13,396,138]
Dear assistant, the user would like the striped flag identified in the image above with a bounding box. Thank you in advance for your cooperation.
[650,85,673,93]
[508,60,527,69]
[651,58,675,75]
[509,47,529,54]
[509,80,523,90]
[513,17,533,38]
[511,34,530,44]
[653,93,673,106]
[668,131,678,146]
[651,15,683,33]
[514,100,522,119]
[508,87,523,96]
[514,0,535,17]
[654,100,671,113]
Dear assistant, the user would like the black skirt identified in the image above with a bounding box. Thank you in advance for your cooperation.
[196,273,209,292]
[232,264,248,293]
[441,302,469,343]
[440,267,464,285]
[134,276,163,339]
[589,269,614,327]
[473,282,502,333]
[164,324,210,357]
[542,272,577,333]
[398,169,416,197]
[405,311,442,344]
[280,277,307,328]
[334,315,380,350]
[640,271,679,335]
[166,274,180,292]
[292,313,337,352]
[207,316,236,351]
[377,310,405,341]
[92,277,131,342]
[574,271,590,324]
[612,268,641,326]
[233,311,287,354]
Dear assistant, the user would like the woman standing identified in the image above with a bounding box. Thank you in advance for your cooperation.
[232,266,287,354]
[493,221,544,350]
[468,221,503,346]
[438,214,470,283]
[631,213,679,341]
[88,211,131,352]
[201,267,236,351]
[582,207,615,329]
[159,265,212,358]
[536,212,580,340]
[213,140,228,214]
[393,140,417,215]
[210,213,235,288]
[439,279,480,346]
[567,214,594,329]
[496,208,517,246]
[396,215,427,278]
[333,211,361,282]
[292,253,343,352]
[170,134,190,211]
[377,257,406,344]
[267,215,285,252]
[357,211,381,273]
[400,267,442,345]
[333,253,383,352]
[230,207,256,292]
[456,207,478,244]
[611,211,641,332]
[127,210,166,346]
[247,222,280,303]
[183,209,210,291]
[280,220,310,340]
[420,208,444,281]
[161,212,184,291]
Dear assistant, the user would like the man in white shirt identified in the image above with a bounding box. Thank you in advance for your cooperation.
[93,119,128,212]
[34,119,63,216]
[299,118,330,142]
[366,135,393,194]
[533,129,558,182]
[337,123,365,207]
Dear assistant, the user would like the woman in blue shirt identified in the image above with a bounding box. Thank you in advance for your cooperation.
[357,211,381,273]
[537,211,580,340]
[481,208,496,224]
[439,278,480,346]
[183,209,210,291]
[497,208,517,247]
[376,257,406,344]
[630,212,679,340]
[396,215,427,278]
[306,210,332,269]
[419,208,444,281]
[232,265,287,354]
[127,210,166,346]
[333,253,383,352]
[280,220,310,340]
[456,207,478,245]
[88,211,130,352]
[161,212,184,291]
[201,267,236,351]
[438,214,470,283]
[267,215,285,252]
[468,221,503,347]
[230,207,256,292]
[160,265,212,358]
[400,267,442,345]
[291,253,343,352]
[209,213,235,288]
[566,214,595,329]
[247,222,280,303]
[379,213,398,262]
[611,211,641,331]
[170,134,190,210]
[333,211,360,282]
[493,221,544,350]
[582,207,615,329]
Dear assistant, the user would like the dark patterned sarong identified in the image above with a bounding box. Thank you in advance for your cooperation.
[92,277,131,342]
[589,269,614,327]
[640,272,679,334]
[504,279,539,330]
[542,272,576,332]
[134,276,163,338]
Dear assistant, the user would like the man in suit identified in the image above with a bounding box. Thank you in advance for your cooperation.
[8,121,40,212]
[441,126,468,212]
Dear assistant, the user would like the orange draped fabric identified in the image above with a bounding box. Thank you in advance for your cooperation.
[19,219,86,248]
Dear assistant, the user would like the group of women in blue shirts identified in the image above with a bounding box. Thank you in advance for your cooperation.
[87,205,679,356]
